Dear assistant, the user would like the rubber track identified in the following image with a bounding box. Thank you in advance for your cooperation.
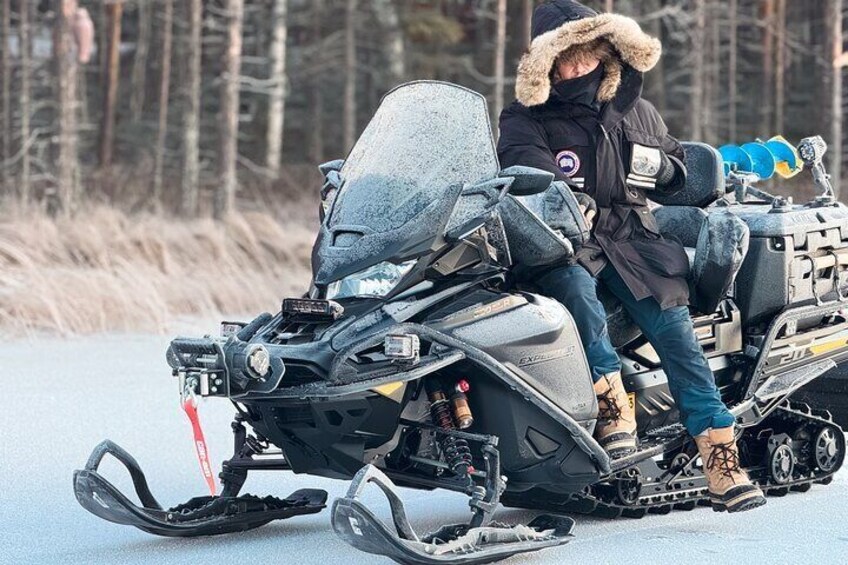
[502,402,843,519]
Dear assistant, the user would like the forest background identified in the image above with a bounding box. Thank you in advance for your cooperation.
[0,0,843,334]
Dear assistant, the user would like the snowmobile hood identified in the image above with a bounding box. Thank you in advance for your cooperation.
[311,81,499,286]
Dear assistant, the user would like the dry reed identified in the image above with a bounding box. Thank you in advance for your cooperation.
[0,203,317,336]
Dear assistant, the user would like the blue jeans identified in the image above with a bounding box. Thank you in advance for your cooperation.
[536,264,735,436]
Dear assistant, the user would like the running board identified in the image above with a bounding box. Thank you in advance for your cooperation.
[73,440,327,537]
[733,359,837,428]
[331,465,574,565]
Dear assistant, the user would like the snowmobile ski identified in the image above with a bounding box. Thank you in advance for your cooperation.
[331,465,574,565]
[73,440,327,537]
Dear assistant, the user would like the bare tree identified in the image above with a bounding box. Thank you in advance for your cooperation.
[99,1,123,168]
[729,0,738,141]
[774,0,786,134]
[343,0,357,152]
[372,0,406,88]
[492,0,507,133]
[216,0,244,220]
[1,0,10,194]
[265,0,288,179]
[690,0,705,140]
[182,0,202,215]
[130,0,152,122]
[522,0,534,51]
[19,0,33,201]
[152,0,174,205]
[831,0,843,196]
[310,0,324,164]
[55,0,80,215]
[761,0,774,136]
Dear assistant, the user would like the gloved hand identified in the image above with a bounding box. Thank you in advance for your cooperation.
[627,144,677,191]
[573,192,597,231]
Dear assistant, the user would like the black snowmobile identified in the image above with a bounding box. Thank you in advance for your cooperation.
[75,82,847,564]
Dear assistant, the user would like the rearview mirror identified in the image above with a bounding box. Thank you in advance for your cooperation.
[499,166,554,196]
[318,159,345,176]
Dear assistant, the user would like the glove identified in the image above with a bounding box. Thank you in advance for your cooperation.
[573,192,597,231]
[627,144,677,191]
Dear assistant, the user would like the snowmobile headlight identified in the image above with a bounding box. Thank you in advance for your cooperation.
[246,345,271,379]
[326,260,416,300]
[384,334,420,363]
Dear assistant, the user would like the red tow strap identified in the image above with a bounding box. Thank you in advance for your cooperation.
[181,394,218,496]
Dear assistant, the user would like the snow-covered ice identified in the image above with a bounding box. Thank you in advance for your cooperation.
[2,332,847,564]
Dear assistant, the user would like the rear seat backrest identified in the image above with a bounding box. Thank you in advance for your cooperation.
[651,142,726,208]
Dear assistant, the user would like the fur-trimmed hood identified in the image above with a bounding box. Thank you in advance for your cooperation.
[516,13,662,107]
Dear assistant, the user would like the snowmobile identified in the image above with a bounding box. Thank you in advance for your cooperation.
[75,81,847,564]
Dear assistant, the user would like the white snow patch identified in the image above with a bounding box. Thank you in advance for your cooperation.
[1,334,846,564]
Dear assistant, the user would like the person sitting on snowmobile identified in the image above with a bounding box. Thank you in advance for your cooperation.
[497,0,766,513]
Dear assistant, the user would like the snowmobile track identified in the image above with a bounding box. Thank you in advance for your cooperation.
[501,401,844,520]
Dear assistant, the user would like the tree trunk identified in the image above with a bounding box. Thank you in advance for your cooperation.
[343,0,357,153]
[522,0,534,51]
[19,0,33,201]
[310,0,324,164]
[492,0,507,134]
[215,0,244,220]
[99,2,122,168]
[372,0,405,88]
[832,0,843,197]
[55,0,80,215]
[1,0,10,195]
[690,0,705,140]
[182,0,202,216]
[729,0,738,141]
[130,0,151,122]
[152,0,173,206]
[265,0,288,179]
[761,0,775,137]
[775,0,786,135]
[605,0,614,12]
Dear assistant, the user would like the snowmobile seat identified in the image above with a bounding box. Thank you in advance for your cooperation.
[602,143,750,347]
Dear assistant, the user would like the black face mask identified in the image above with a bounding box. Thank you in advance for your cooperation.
[552,63,604,108]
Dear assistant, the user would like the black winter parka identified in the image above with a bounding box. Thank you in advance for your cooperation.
[498,66,690,310]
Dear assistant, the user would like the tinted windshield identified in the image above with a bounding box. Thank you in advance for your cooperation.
[331,82,499,233]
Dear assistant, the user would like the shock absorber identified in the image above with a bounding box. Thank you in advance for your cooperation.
[426,379,473,475]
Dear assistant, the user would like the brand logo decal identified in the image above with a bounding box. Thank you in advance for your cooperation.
[518,346,575,367]
[555,150,581,177]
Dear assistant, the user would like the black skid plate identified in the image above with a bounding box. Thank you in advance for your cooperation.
[331,465,574,565]
[73,440,327,537]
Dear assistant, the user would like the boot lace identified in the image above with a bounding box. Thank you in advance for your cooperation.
[705,441,741,480]
[597,389,622,422]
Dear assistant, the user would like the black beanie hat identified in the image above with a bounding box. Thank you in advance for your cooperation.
[531,1,598,41]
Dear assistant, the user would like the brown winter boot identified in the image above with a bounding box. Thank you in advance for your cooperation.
[695,427,767,513]
[593,372,637,458]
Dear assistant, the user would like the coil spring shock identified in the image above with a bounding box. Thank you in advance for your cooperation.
[427,382,473,475]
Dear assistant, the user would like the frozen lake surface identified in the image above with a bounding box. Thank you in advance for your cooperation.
[2,332,847,564]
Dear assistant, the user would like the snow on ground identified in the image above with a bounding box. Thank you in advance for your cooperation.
[2,332,847,565]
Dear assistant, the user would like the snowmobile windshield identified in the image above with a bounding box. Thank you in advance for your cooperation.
[330,82,499,234]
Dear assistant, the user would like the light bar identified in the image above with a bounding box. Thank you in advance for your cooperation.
[282,298,344,323]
